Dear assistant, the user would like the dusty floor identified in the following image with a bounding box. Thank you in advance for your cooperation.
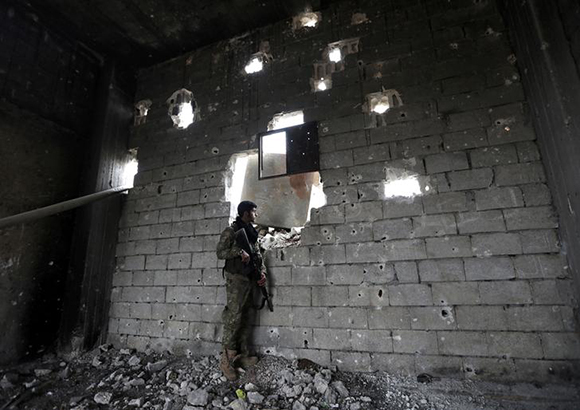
[0,347,578,410]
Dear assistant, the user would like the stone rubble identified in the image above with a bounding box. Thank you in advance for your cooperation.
[0,346,578,410]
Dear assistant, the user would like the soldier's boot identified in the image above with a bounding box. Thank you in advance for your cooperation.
[220,349,238,381]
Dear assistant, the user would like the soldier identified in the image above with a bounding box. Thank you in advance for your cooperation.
[216,200,267,381]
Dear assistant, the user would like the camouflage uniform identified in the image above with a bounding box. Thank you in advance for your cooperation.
[216,222,266,353]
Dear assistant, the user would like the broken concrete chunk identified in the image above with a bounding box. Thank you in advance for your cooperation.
[187,388,209,406]
[247,391,264,404]
[128,355,141,366]
[34,368,52,377]
[292,401,306,410]
[332,380,349,397]
[146,359,168,373]
[94,392,112,404]
[228,399,247,410]
[129,397,144,407]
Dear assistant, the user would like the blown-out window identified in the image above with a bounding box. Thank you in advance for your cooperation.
[258,121,319,180]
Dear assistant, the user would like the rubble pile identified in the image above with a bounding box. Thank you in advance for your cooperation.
[1,346,578,410]
[259,227,301,250]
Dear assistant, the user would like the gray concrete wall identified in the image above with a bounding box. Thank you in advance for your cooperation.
[109,0,580,382]
[0,2,99,363]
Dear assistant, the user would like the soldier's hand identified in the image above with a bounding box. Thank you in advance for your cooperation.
[257,272,267,287]
[240,250,250,263]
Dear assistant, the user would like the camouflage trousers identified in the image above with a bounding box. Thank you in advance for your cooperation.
[222,272,253,352]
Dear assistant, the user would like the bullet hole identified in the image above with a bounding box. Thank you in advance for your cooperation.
[378,289,383,298]
[156,185,162,194]
[363,269,367,273]
[495,120,502,125]
[211,147,219,155]
[358,292,363,298]
[304,340,309,348]
[451,247,458,252]
[441,309,449,318]
[326,237,331,240]
[322,229,329,234]
[169,315,174,320]
[381,236,387,241]
[357,60,364,66]
[163,171,168,176]
[440,300,445,304]
[270,329,275,333]
[352,230,357,234]
[197,279,201,283]
[203,194,208,199]
[400,112,406,118]
[465,366,474,373]
[316,241,321,246]
[266,349,272,354]
[379,265,384,270]
[351,203,355,207]
[280,250,285,261]
[337,181,342,185]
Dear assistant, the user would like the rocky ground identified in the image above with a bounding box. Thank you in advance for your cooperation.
[1,346,578,410]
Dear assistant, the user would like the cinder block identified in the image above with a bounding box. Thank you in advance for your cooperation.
[479,281,532,305]
[516,141,541,162]
[462,357,517,381]
[181,205,205,221]
[319,168,348,187]
[409,307,456,330]
[348,285,371,306]
[370,353,416,375]
[384,239,428,261]
[412,214,457,237]
[335,223,373,244]
[432,282,480,305]
[301,226,336,246]
[446,109,490,133]
[110,302,131,318]
[140,320,163,337]
[320,150,354,169]
[418,259,465,282]
[328,307,368,329]
[177,190,200,206]
[201,268,223,286]
[179,236,204,252]
[122,287,165,303]
[389,284,433,306]
[346,201,383,222]
[353,144,390,165]
[505,306,566,331]
[195,219,222,235]
[123,255,145,271]
[541,333,580,360]
[312,286,348,306]
[456,306,508,330]
[164,320,189,339]
[129,226,151,241]
[475,187,524,210]
[172,221,195,237]
[277,328,312,349]
[363,263,396,284]
[153,270,178,286]
[394,262,419,283]
[515,359,580,383]
[159,208,181,223]
[151,303,176,320]
[472,233,522,256]
[426,236,473,258]
[118,318,141,335]
[393,330,438,354]
[495,163,545,186]
[156,238,179,254]
[513,255,567,279]
[456,210,505,234]
[139,211,160,226]
[331,351,372,372]
[464,257,515,281]
[258,306,292,327]
[470,145,518,167]
[521,184,552,206]
[190,252,218,268]
[348,163,390,184]
[166,286,216,304]
[149,223,172,239]
[293,307,329,327]
[175,304,202,321]
[383,197,424,218]
[368,307,411,330]
[189,322,220,342]
[177,269,202,286]
[425,152,469,174]
[351,330,393,352]
[443,128,488,151]
[292,266,326,285]
[438,331,488,356]
[310,244,346,265]
[112,271,132,287]
[134,240,156,255]
[373,218,413,240]
[448,168,493,191]
[504,206,558,230]
[415,355,463,377]
[318,205,345,224]
[326,264,365,285]
[323,186,358,205]
[167,253,191,270]
[394,135,443,158]
[312,328,351,350]
[423,192,468,214]
[146,255,168,270]
[487,121,536,145]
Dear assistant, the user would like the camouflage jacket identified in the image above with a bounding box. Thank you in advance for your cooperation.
[216,222,266,277]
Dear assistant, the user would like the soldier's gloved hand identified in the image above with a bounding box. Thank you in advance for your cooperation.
[257,272,267,287]
[240,250,250,264]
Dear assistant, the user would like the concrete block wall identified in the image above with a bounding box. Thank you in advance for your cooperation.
[108,0,580,382]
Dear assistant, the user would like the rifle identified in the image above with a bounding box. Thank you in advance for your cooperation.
[234,228,274,312]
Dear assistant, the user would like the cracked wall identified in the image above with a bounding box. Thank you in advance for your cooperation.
[110,0,580,382]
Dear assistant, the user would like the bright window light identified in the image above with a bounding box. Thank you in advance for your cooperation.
[228,155,249,219]
[307,175,326,222]
[262,132,287,154]
[329,47,342,62]
[373,98,390,114]
[269,110,304,130]
[302,15,319,27]
[384,176,421,198]
[175,101,194,129]
[122,158,138,188]
[317,80,327,91]
[244,56,263,74]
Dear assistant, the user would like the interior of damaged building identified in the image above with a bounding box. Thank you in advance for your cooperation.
[1,0,580,408]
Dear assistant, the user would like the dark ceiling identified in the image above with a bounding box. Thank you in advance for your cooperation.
[21,0,333,68]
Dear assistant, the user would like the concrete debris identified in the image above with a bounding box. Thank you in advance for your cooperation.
[0,347,578,410]
[260,227,301,250]
[94,391,112,404]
